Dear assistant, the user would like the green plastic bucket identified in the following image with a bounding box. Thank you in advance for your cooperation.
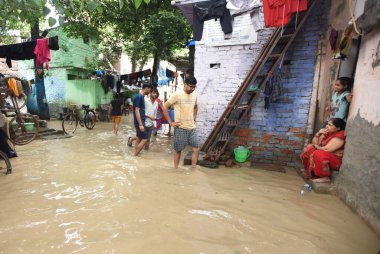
[233,146,250,163]
[24,122,35,132]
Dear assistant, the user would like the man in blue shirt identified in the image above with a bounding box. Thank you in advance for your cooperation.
[133,81,153,156]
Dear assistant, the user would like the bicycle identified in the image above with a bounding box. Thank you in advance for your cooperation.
[0,150,12,174]
[62,104,96,134]
[0,76,39,145]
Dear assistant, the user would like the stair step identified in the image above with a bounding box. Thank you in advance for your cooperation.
[200,0,317,159]
[268,54,282,60]
[208,146,223,156]
[278,34,294,44]
[236,104,249,110]
[226,119,239,126]
[218,132,229,141]
[256,73,269,79]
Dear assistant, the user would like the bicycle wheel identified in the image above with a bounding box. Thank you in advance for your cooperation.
[8,113,39,145]
[84,110,96,129]
[0,78,9,106]
[62,112,78,134]
[0,150,12,174]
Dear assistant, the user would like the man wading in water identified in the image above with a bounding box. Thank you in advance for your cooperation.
[162,76,199,169]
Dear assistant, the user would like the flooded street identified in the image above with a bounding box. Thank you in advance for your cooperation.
[0,118,379,254]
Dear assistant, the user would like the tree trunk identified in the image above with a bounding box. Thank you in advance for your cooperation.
[131,51,138,73]
[152,52,160,83]
[138,56,148,71]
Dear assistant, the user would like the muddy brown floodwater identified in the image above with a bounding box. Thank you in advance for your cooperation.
[0,119,379,254]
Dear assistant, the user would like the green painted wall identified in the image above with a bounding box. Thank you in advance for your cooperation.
[46,26,99,70]
[17,26,104,117]
[66,79,113,109]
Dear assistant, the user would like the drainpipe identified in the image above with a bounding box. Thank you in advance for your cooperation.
[305,40,325,144]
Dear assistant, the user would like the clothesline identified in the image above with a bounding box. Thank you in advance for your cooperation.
[0,36,59,69]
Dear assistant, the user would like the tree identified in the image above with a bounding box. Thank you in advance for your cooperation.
[54,0,191,75]
[0,0,47,44]
[1,0,191,75]
[143,10,192,77]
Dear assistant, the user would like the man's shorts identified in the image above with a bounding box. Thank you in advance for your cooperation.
[135,125,148,140]
[173,128,199,152]
[145,126,154,141]
[112,116,121,124]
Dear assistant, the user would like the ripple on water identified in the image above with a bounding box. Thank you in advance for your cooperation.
[189,209,233,220]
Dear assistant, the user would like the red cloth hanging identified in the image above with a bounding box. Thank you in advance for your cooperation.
[263,0,308,28]
[34,38,51,69]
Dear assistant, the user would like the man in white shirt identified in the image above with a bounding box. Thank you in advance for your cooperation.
[144,88,159,150]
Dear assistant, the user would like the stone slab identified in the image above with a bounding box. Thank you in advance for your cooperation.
[184,151,218,168]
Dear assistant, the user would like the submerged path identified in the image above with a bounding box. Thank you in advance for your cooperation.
[0,118,379,254]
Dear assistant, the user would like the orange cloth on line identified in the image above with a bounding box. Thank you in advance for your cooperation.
[8,78,19,97]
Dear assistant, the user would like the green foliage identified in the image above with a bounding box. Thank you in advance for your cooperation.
[0,0,46,25]
[143,10,191,61]
[0,0,47,43]
[1,0,191,72]
[54,0,191,71]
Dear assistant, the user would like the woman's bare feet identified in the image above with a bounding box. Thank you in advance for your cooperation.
[312,177,331,183]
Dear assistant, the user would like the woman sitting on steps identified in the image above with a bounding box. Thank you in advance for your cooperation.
[300,118,346,183]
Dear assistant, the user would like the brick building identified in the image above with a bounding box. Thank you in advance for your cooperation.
[174,0,380,235]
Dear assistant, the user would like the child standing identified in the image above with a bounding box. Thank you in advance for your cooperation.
[109,93,124,134]
[326,77,353,122]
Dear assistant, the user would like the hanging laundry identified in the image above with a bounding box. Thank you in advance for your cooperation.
[0,41,37,68]
[329,27,339,50]
[251,7,265,32]
[116,81,121,94]
[129,72,138,83]
[120,74,129,84]
[105,75,115,89]
[137,71,144,80]
[264,67,283,109]
[263,0,307,28]
[16,80,25,97]
[166,69,174,80]
[332,23,355,60]
[227,0,261,16]
[34,38,51,69]
[48,36,59,50]
[8,78,20,97]
[289,0,307,13]
[143,69,152,78]
[193,0,233,41]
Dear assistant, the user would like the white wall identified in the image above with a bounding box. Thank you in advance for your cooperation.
[348,27,380,125]
[194,29,273,143]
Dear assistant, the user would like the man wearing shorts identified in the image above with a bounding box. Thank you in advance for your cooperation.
[133,82,152,156]
[144,88,159,150]
[109,93,124,134]
[162,76,199,169]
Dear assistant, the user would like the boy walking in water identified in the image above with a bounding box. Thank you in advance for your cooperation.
[133,82,152,156]
[128,88,158,150]
[162,76,199,169]
[144,88,159,150]
[109,93,124,134]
